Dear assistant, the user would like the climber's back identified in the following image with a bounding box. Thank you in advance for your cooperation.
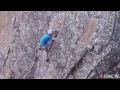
[40,33,53,46]
[39,30,57,51]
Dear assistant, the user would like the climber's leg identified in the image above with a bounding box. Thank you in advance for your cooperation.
[39,45,47,52]
[46,40,54,50]
[44,40,54,62]
[47,40,54,46]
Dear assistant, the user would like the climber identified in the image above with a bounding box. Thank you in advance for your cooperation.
[39,30,57,52]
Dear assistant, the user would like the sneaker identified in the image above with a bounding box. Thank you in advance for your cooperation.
[39,48,41,50]
[46,59,49,62]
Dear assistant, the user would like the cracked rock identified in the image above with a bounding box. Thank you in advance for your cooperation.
[0,11,120,79]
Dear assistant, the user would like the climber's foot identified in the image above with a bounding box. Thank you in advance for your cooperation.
[46,59,49,62]
[39,47,41,50]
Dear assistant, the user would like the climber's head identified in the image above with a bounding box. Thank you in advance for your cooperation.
[48,30,53,35]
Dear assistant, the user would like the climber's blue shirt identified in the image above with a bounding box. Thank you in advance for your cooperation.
[40,34,53,46]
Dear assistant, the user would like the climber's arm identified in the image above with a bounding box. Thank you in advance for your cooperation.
[51,37,57,41]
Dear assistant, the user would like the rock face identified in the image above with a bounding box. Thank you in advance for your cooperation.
[0,11,120,79]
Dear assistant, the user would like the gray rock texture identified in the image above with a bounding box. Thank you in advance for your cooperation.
[0,11,120,79]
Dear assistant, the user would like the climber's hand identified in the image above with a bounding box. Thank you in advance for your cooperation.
[52,37,57,41]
